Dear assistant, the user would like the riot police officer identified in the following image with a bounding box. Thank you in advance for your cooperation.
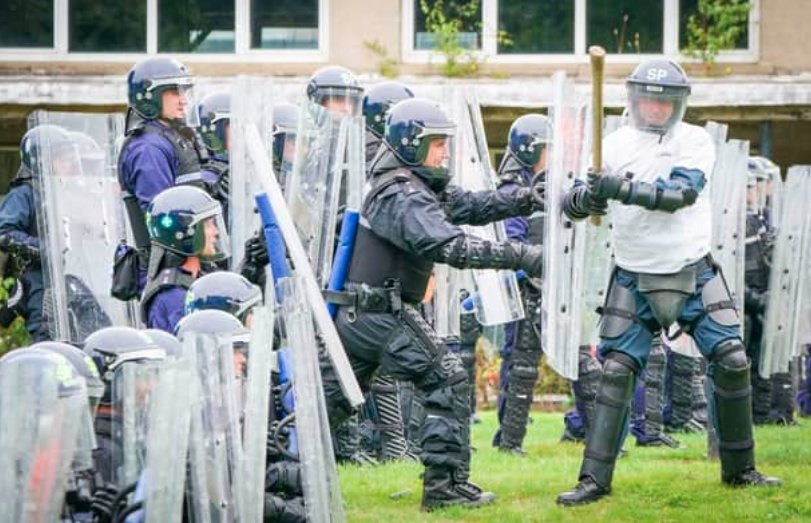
[196,91,232,217]
[271,102,299,188]
[0,125,77,341]
[306,65,364,119]
[362,81,415,169]
[322,97,546,510]
[185,270,262,327]
[141,185,230,333]
[491,113,550,455]
[559,59,780,506]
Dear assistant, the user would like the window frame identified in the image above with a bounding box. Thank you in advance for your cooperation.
[402,0,760,65]
[0,0,329,63]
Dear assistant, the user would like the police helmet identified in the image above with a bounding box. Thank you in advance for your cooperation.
[185,271,262,324]
[196,91,231,159]
[82,326,165,382]
[20,124,75,174]
[0,348,86,398]
[362,81,415,138]
[272,102,299,171]
[146,185,230,261]
[626,59,691,135]
[143,329,183,359]
[306,66,364,117]
[175,309,250,346]
[506,114,552,169]
[127,57,195,121]
[385,97,456,167]
[31,341,105,413]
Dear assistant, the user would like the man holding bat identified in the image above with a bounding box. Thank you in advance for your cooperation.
[558,58,780,506]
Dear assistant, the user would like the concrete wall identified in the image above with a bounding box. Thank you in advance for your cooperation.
[760,0,811,74]
[328,0,400,72]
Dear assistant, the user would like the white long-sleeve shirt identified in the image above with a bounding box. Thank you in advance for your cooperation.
[603,122,716,274]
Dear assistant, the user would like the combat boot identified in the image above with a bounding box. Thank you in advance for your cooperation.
[420,468,496,511]
[556,476,611,506]
[264,494,306,523]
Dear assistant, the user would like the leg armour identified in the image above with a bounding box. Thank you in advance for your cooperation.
[769,371,795,425]
[574,345,601,438]
[398,380,424,455]
[690,359,709,430]
[752,374,773,425]
[368,373,412,460]
[579,352,639,489]
[632,339,675,445]
[798,347,811,417]
[498,345,542,451]
[264,494,306,523]
[459,310,481,416]
[709,340,757,483]
[666,350,700,431]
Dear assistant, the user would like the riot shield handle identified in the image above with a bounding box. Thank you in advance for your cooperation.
[589,46,606,226]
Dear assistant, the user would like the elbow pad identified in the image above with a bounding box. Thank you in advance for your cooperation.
[619,180,698,213]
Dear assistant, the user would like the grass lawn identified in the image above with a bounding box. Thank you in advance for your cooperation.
[339,410,811,522]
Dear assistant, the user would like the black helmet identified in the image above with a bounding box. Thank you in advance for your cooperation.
[82,326,165,382]
[145,185,230,261]
[626,59,690,135]
[20,124,77,175]
[31,341,105,413]
[501,114,551,172]
[306,66,364,117]
[196,91,231,160]
[385,97,455,166]
[127,57,195,122]
[185,271,262,324]
[362,81,415,138]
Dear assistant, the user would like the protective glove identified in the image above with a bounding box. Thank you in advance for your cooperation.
[515,243,544,278]
[514,185,546,214]
[587,170,627,201]
[89,483,120,523]
[0,234,40,262]
[244,231,270,267]
[563,184,607,220]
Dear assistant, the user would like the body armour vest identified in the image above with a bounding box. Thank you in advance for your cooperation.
[345,169,434,304]
[139,267,195,320]
[119,120,206,187]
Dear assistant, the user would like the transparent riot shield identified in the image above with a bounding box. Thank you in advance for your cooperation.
[543,71,591,380]
[229,76,274,270]
[578,115,622,348]
[29,110,137,342]
[285,101,364,285]
[704,121,728,150]
[184,331,246,523]
[0,348,87,523]
[241,304,275,523]
[143,356,193,523]
[278,276,345,523]
[109,361,163,489]
[432,264,461,338]
[711,138,749,330]
[760,166,811,377]
[443,86,524,326]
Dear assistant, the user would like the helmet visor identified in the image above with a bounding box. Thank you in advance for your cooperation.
[315,86,363,120]
[191,206,231,262]
[627,83,688,135]
[151,77,198,127]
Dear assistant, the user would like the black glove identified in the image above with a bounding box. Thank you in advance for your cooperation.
[90,483,120,523]
[515,243,544,278]
[0,234,40,262]
[563,184,606,220]
[244,231,270,267]
[587,170,626,200]
[514,186,545,214]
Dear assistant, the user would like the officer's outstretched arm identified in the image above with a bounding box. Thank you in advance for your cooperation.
[429,234,543,277]
[588,166,706,213]
[440,185,542,226]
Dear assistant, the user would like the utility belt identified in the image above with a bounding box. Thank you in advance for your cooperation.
[323,279,405,321]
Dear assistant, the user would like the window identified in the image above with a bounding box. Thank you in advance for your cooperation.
[414,0,482,51]
[587,0,664,54]
[404,0,758,62]
[0,0,54,48]
[497,0,574,54]
[159,0,235,53]
[251,0,320,49]
[70,0,146,52]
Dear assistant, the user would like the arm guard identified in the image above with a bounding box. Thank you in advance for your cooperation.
[614,167,706,213]
[429,235,527,271]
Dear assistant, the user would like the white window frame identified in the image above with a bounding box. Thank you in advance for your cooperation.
[402,0,759,65]
[0,0,329,63]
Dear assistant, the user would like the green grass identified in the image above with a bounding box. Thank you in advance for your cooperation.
[339,410,811,522]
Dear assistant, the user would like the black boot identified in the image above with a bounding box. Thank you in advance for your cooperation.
[557,352,638,507]
[420,468,496,511]
[711,341,782,488]
[263,494,306,523]
[266,462,303,496]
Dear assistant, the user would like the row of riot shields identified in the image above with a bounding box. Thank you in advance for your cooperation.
[760,166,811,378]
[28,111,139,344]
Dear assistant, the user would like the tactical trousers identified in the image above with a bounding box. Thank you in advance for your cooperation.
[562,345,602,441]
[321,305,472,479]
[494,287,543,450]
